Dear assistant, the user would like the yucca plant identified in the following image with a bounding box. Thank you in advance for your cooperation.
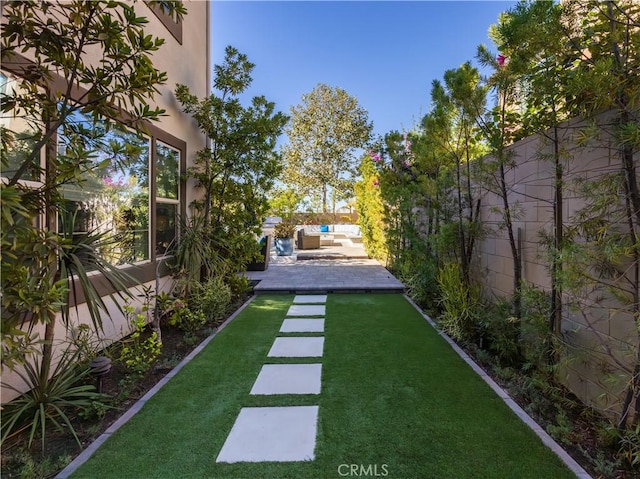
[173,213,225,292]
[1,347,106,452]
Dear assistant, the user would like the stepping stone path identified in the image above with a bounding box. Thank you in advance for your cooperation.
[216,295,327,463]
[268,337,324,357]
[280,318,324,333]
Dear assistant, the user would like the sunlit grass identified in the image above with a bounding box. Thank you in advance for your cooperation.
[71,294,575,479]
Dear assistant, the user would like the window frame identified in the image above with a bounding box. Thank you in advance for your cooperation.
[1,54,187,300]
[146,1,183,45]
[153,139,182,258]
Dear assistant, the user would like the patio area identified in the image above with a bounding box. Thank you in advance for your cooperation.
[244,239,405,293]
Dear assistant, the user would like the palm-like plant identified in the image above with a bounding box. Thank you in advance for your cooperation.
[0,347,105,451]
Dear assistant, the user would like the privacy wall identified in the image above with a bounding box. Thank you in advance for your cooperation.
[475,111,638,417]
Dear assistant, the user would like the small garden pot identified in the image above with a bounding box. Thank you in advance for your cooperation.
[275,237,294,256]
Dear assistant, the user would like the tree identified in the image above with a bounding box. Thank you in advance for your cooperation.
[490,0,576,337]
[1,0,186,446]
[474,43,526,322]
[429,65,488,286]
[175,46,288,275]
[282,83,373,213]
[560,0,640,432]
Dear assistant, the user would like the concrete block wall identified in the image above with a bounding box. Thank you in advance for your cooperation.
[474,112,637,418]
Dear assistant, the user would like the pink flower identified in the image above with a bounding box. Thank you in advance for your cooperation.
[497,54,506,67]
[373,179,379,186]
[404,159,412,167]
[371,152,382,163]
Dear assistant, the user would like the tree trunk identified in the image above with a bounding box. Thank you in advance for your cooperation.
[321,184,326,214]
[499,159,522,320]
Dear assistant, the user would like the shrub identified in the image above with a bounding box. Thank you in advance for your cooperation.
[397,253,438,310]
[119,306,161,375]
[519,285,556,371]
[166,300,206,335]
[192,277,232,323]
[483,300,521,366]
[273,221,296,239]
[223,273,251,304]
[437,262,484,343]
[1,348,105,451]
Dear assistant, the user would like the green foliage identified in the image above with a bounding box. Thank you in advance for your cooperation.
[119,306,161,375]
[273,221,296,239]
[175,45,287,275]
[282,83,373,213]
[0,347,105,452]
[436,262,484,343]
[482,300,521,366]
[172,214,225,295]
[354,153,387,262]
[166,300,206,335]
[2,448,71,479]
[192,277,232,323]
[618,423,640,468]
[225,274,252,302]
[269,187,303,221]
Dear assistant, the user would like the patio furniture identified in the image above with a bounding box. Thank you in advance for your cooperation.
[297,229,321,250]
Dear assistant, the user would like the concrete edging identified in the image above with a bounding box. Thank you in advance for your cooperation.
[403,294,592,479]
[55,295,257,479]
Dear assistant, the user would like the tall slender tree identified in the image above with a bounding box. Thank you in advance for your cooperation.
[491,0,577,335]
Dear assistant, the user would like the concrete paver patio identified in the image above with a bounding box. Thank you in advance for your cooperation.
[246,258,405,293]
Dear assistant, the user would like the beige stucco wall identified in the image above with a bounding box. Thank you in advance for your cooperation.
[137,0,209,208]
[1,2,209,403]
[474,111,638,418]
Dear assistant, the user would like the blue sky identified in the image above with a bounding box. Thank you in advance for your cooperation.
[210,1,518,142]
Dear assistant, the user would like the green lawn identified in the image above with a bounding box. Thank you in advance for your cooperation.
[71,294,575,479]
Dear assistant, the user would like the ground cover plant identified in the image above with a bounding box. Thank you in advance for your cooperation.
[70,294,574,479]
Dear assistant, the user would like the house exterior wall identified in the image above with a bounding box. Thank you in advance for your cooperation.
[474,111,637,418]
[1,1,209,403]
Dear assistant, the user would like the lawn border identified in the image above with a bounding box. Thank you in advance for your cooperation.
[55,295,257,479]
[403,294,592,479]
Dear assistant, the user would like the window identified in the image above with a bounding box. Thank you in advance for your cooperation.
[0,71,45,185]
[57,110,150,265]
[155,140,180,256]
[146,1,182,44]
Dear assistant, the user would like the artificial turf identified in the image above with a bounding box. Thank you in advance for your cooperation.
[70,294,575,479]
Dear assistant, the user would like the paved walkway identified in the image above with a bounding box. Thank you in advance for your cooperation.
[244,240,404,293]
[217,295,326,463]
[245,257,404,293]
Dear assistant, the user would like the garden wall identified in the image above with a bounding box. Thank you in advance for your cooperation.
[474,111,637,418]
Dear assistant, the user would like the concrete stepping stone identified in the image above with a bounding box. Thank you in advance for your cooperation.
[250,364,322,395]
[268,337,324,357]
[293,295,327,304]
[280,318,325,333]
[216,406,318,463]
[286,305,325,317]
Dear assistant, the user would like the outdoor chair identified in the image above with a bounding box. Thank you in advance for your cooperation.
[297,229,321,250]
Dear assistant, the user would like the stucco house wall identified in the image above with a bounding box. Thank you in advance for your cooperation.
[1,1,210,403]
